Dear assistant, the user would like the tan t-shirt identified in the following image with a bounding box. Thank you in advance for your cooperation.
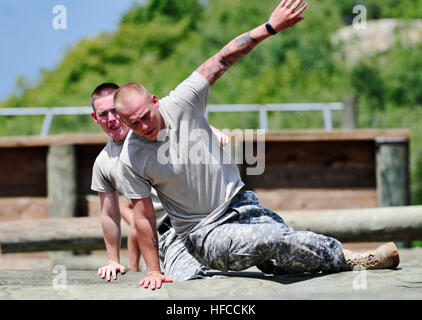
[91,138,167,227]
[119,71,244,242]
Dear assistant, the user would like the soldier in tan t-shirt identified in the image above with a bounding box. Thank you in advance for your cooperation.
[90,82,228,282]
[114,1,399,291]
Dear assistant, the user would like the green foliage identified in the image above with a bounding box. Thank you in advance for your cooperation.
[350,62,385,110]
[3,0,422,216]
[121,0,203,26]
[337,0,422,23]
[380,42,422,106]
[0,0,350,114]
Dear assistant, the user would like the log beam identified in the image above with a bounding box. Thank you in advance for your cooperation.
[279,205,422,242]
[1,206,422,253]
[0,217,129,254]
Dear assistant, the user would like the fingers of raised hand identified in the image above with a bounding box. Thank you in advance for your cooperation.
[284,0,294,9]
[292,1,307,17]
[271,0,307,32]
[281,0,307,16]
[279,0,289,9]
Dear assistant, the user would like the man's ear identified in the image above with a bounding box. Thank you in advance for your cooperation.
[152,95,159,109]
[91,111,99,124]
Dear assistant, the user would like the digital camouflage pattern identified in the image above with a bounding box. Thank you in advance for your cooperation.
[158,190,347,280]
[184,190,347,274]
[159,228,209,281]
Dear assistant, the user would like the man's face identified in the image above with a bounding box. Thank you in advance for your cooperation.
[91,94,130,143]
[118,92,164,141]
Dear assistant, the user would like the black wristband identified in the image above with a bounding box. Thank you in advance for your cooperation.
[265,21,277,35]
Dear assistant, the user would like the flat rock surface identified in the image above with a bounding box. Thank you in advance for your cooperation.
[1,248,422,300]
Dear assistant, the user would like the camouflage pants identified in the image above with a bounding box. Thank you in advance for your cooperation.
[158,228,209,281]
[186,190,347,274]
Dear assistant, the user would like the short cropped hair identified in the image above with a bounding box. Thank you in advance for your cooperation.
[90,82,120,111]
[114,82,149,114]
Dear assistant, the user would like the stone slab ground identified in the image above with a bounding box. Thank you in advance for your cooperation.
[1,248,421,300]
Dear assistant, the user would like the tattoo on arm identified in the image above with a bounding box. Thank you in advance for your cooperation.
[197,31,259,85]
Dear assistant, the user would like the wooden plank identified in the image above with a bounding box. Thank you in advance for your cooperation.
[0,190,378,222]
[0,196,117,222]
[0,217,129,254]
[278,205,422,242]
[242,129,410,142]
[75,145,106,196]
[0,133,108,148]
[242,140,376,189]
[255,188,377,211]
[0,252,51,270]
[245,167,375,189]
[262,141,375,167]
[0,129,410,149]
[5,133,140,148]
[0,198,48,221]
[0,147,47,197]
[1,205,422,253]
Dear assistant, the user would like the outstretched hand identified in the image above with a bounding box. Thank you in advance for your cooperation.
[269,0,308,33]
[139,271,173,290]
[97,261,126,282]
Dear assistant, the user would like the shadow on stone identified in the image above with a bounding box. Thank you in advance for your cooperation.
[206,269,331,286]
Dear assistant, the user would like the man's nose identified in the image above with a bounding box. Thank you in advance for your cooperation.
[141,121,150,132]
[107,111,117,122]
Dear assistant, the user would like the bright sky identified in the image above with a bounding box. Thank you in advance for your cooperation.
[0,0,144,101]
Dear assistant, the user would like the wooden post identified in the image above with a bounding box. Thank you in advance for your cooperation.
[47,144,77,264]
[342,95,359,129]
[375,137,410,207]
[376,137,411,248]
[47,144,77,218]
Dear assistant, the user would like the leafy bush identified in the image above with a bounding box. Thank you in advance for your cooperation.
[3,0,422,216]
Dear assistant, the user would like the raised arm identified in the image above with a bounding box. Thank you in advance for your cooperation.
[132,196,173,289]
[97,191,126,281]
[196,0,307,86]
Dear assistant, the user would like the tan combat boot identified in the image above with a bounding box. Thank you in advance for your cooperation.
[342,242,400,271]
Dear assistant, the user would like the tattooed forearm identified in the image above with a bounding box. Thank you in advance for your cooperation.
[197,31,261,85]
[221,32,258,67]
